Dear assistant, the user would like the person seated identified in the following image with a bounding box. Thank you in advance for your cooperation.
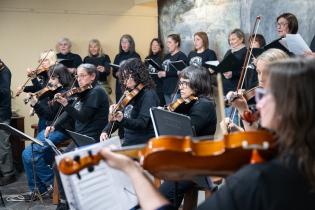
[99,57,315,210]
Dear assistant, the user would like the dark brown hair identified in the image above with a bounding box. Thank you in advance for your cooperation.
[276,12,299,34]
[148,38,164,59]
[268,58,315,190]
[168,34,181,47]
[228,28,245,45]
[48,63,73,88]
[119,58,155,90]
[249,34,266,48]
[119,34,136,53]
[194,32,209,50]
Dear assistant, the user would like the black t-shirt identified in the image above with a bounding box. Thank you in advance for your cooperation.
[0,65,11,121]
[197,158,315,210]
[104,88,160,146]
[57,52,82,68]
[55,85,109,141]
[188,49,217,68]
[158,158,315,210]
[145,53,164,93]
[83,54,111,82]
[222,47,247,94]
[175,97,217,136]
[161,51,188,94]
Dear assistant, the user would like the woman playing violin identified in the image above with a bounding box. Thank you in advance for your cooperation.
[100,57,315,210]
[225,49,288,131]
[19,63,73,201]
[160,65,217,209]
[100,58,159,146]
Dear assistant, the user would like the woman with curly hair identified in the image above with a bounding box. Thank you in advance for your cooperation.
[100,58,160,146]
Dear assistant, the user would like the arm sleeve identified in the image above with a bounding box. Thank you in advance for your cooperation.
[113,55,120,79]
[120,91,158,130]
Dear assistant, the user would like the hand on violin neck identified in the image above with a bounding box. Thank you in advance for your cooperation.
[100,132,109,142]
[226,90,249,113]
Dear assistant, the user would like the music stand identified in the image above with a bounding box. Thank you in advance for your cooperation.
[0,123,44,205]
[66,130,96,147]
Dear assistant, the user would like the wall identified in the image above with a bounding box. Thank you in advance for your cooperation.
[158,0,315,58]
[0,0,158,136]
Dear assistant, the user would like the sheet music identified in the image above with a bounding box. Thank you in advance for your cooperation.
[285,34,311,55]
[205,60,219,66]
[55,141,138,210]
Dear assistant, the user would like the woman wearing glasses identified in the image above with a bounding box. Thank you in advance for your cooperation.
[264,13,298,55]
[159,65,217,209]
[100,57,315,210]
[225,48,288,131]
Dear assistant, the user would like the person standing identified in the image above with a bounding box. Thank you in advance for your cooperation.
[0,59,16,186]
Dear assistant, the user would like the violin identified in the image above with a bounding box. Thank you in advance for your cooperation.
[106,83,144,137]
[111,83,145,115]
[225,86,259,106]
[167,95,198,112]
[26,66,49,78]
[51,84,93,103]
[58,130,276,180]
[23,83,62,104]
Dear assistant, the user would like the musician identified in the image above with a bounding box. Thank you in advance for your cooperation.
[113,34,141,103]
[264,13,298,55]
[188,31,217,68]
[145,38,165,106]
[100,57,315,210]
[225,48,288,131]
[19,64,73,201]
[83,39,112,95]
[16,50,57,132]
[223,29,247,125]
[160,65,217,208]
[0,60,16,186]
[158,34,188,104]
[56,37,82,73]
[100,58,159,146]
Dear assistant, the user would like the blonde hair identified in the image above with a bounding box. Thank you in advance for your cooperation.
[39,50,57,66]
[256,48,289,65]
[88,39,103,57]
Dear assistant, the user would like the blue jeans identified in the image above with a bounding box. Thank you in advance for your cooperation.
[22,130,67,193]
[225,106,240,126]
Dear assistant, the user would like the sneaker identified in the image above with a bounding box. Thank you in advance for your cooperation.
[5,186,53,202]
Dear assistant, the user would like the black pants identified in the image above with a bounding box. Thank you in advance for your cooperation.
[159,180,195,209]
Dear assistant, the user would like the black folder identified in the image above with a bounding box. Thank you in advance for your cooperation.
[58,59,75,68]
[169,60,187,71]
[66,130,96,147]
[145,58,162,70]
[150,108,195,137]
[205,53,241,73]
[264,39,291,54]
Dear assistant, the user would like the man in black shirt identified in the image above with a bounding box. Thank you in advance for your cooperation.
[0,60,16,186]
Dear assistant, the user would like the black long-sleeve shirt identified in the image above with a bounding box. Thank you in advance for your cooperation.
[222,47,247,94]
[0,65,12,121]
[103,88,159,146]
[55,85,109,141]
[57,52,82,68]
[23,73,49,93]
[188,49,217,68]
[83,54,111,82]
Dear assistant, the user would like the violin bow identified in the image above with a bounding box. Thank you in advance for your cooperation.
[228,16,262,125]
[217,73,228,135]
[16,49,53,96]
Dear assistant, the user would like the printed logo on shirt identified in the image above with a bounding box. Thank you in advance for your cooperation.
[148,64,157,74]
[189,56,202,67]
[124,104,133,118]
[162,59,171,72]
[74,101,82,111]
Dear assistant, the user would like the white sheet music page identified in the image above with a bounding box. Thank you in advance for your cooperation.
[285,34,312,55]
[55,141,138,210]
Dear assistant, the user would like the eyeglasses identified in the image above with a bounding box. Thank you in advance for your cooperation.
[179,80,190,88]
[76,74,89,79]
[276,22,288,28]
[255,88,270,103]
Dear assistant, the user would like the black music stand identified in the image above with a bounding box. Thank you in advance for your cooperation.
[0,123,44,205]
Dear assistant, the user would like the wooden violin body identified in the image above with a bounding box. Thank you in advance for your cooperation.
[167,95,198,112]
[58,131,277,180]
